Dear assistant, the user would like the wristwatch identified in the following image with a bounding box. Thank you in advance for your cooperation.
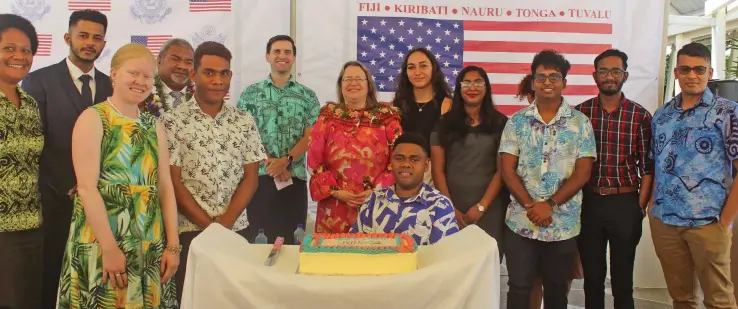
[477,203,485,212]
[286,154,294,167]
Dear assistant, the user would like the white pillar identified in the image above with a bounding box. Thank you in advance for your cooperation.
[713,7,727,79]
[673,34,689,96]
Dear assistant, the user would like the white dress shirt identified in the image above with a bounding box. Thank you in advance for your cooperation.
[65,57,96,102]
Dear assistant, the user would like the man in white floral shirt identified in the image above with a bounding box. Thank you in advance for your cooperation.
[162,41,266,302]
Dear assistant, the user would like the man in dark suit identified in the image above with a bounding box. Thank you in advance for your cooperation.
[21,9,112,308]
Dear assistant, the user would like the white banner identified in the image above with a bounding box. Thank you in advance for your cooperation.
[296,0,666,114]
[5,0,291,104]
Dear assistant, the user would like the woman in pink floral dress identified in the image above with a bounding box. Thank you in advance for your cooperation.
[308,61,402,233]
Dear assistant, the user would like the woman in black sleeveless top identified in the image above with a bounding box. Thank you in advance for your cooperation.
[392,47,452,185]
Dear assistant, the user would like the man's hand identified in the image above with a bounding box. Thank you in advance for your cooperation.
[464,205,484,224]
[527,202,553,227]
[720,217,733,231]
[455,209,468,229]
[215,213,237,230]
[276,171,291,182]
[266,157,289,177]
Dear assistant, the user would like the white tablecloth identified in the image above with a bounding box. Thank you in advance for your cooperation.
[181,224,500,309]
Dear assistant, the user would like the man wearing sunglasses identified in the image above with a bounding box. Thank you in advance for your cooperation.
[650,42,738,308]
[574,49,654,309]
[499,50,596,309]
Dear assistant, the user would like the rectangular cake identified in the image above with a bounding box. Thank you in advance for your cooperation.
[298,232,418,276]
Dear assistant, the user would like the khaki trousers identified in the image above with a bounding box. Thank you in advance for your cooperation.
[650,216,737,309]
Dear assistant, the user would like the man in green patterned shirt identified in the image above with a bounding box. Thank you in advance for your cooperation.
[238,35,320,245]
[0,13,44,309]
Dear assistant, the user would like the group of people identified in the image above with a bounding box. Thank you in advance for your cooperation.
[0,7,737,309]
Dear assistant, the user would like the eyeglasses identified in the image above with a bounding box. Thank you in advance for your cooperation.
[677,66,708,75]
[534,74,563,83]
[595,68,625,78]
[342,77,367,84]
[460,81,485,88]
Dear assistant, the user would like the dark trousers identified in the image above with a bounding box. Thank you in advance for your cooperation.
[505,227,577,309]
[577,190,642,309]
[246,176,307,245]
[175,228,249,303]
[0,229,43,309]
[40,186,74,309]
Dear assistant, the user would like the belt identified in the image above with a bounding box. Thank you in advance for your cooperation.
[588,185,637,195]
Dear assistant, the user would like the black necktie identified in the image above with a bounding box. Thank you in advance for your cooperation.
[79,74,92,107]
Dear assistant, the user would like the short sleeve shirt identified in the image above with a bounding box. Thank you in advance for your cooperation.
[237,75,321,180]
[162,99,267,232]
[651,89,738,227]
[498,101,596,241]
[0,87,44,232]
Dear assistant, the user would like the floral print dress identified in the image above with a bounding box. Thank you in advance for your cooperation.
[308,103,402,233]
[57,103,177,309]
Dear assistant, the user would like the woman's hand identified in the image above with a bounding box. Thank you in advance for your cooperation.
[160,249,180,284]
[332,190,363,208]
[102,246,128,289]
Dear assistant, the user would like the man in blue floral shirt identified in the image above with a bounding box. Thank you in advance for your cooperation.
[351,133,459,245]
[499,50,596,309]
[650,42,738,309]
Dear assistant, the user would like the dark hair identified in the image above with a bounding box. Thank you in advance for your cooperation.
[194,41,232,71]
[266,35,296,55]
[69,10,108,34]
[516,74,534,102]
[439,66,507,148]
[0,14,38,55]
[392,47,452,115]
[677,42,711,63]
[530,49,571,78]
[594,49,628,70]
[394,132,430,157]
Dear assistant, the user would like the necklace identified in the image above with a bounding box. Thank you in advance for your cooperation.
[107,98,140,119]
[415,92,436,112]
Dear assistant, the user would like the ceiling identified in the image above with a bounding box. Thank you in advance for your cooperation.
[670,0,707,16]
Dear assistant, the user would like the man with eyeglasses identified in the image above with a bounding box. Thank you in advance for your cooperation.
[499,49,596,309]
[237,35,320,244]
[650,42,738,308]
[574,49,654,309]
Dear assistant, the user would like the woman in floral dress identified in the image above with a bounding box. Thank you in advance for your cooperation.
[57,43,180,309]
[308,61,403,233]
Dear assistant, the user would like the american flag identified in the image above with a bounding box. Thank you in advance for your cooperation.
[358,16,611,115]
[131,35,172,55]
[68,0,111,11]
[189,0,231,12]
[36,34,52,56]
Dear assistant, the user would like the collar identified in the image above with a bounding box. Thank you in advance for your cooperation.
[185,96,234,117]
[673,88,714,111]
[594,93,629,113]
[265,74,296,87]
[380,183,432,204]
[65,57,96,81]
[523,97,573,123]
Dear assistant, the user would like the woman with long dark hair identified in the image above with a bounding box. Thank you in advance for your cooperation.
[392,47,452,184]
[430,65,509,257]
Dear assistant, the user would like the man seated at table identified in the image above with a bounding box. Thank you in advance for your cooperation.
[351,132,459,245]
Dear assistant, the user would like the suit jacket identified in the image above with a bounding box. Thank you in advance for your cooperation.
[21,59,113,196]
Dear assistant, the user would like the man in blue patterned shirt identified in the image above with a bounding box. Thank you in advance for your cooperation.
[499,50,596,309]
[351,133,459,245]
[650,42,738,309]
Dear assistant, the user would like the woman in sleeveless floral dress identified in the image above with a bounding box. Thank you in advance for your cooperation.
[57,43,181,309]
